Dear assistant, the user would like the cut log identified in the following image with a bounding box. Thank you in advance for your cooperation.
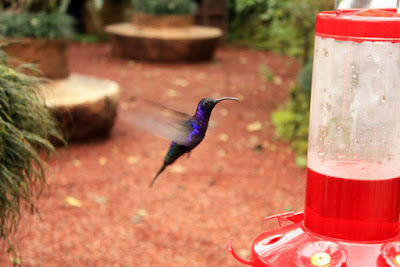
[105,23,222,62]
[42,73,120,141]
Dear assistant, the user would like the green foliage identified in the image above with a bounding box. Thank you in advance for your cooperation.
[0,11,74,40]
[228,0,332,61]
[131,0,197,15]
[0,49,62,258]
[271,61,313,166]
[0,0,71,13]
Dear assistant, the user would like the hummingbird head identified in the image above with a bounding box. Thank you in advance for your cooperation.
[196,97,239,117]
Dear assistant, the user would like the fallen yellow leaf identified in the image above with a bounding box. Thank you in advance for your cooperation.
[219,133,229,142]
[273,76,283,85]
[99,157,107,166]
[64,196,82,207]
[170,164,186,174]
[126,156,140,164]
[167,89,179,97]
[172,78,189,87]
[246,122,263,132]
[94,196,108,205]
[72,159,81,167]
[137,209,148,217]
[217,149,226,157]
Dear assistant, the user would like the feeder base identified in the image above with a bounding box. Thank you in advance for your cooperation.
[228,212,400,266]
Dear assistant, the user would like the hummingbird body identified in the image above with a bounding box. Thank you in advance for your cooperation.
[150,97,238,187]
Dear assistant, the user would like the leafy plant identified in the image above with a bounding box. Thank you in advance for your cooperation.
[0,48,62,259]
[271,61,313,167]
[228,0,332,62]
[0,11,74,40]
[131,0,197,15]
[0,0,70,13]
[0,0,74,40]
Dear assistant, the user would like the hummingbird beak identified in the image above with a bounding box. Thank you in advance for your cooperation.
[213,97,240,104]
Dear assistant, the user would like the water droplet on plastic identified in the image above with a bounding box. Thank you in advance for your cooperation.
[326,104,332,112]
[368,55,372,61]
[355,139,360,144]
[323,88,327,93]
[351,64,356,69]
[337,126,342,130]
[381,95,386,103]
[337,154,345,159]
[319,151,325,156]
[323,49,329,57]
[352,73,358,86]
[389,52,393,57]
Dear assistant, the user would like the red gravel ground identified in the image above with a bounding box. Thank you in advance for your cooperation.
[3,43,305,266]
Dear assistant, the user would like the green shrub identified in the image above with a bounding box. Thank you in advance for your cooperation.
[228,0,332,62]
[131,0,197,15]
[0,49,62,259]
[271,61,313,167]
[0,11,74,40]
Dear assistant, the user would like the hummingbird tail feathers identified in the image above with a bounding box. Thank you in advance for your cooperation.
[149,164,167,188]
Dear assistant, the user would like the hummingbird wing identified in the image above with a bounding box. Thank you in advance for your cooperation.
[121,97,194,146]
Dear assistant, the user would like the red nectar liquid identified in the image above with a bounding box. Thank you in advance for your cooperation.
[304,161,400,241]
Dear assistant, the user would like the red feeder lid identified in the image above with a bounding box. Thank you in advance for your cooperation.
[316,9,400,42]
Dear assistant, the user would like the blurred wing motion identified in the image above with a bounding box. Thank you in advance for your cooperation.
[121,97,193,145]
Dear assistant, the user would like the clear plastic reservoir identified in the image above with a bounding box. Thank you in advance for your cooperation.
[304,9,400,241]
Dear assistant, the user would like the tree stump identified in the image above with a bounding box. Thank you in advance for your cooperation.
[42,73,120,141]
[3,38,69,79]
[105,23,222,62]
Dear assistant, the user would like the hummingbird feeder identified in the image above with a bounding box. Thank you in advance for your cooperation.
[229,3,400,267]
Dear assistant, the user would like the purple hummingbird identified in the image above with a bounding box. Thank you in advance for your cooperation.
[124,97,239,187]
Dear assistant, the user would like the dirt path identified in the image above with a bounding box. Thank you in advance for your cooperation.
[3,43,305,266]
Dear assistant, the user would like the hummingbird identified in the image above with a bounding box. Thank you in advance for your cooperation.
[123,97,239,187]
